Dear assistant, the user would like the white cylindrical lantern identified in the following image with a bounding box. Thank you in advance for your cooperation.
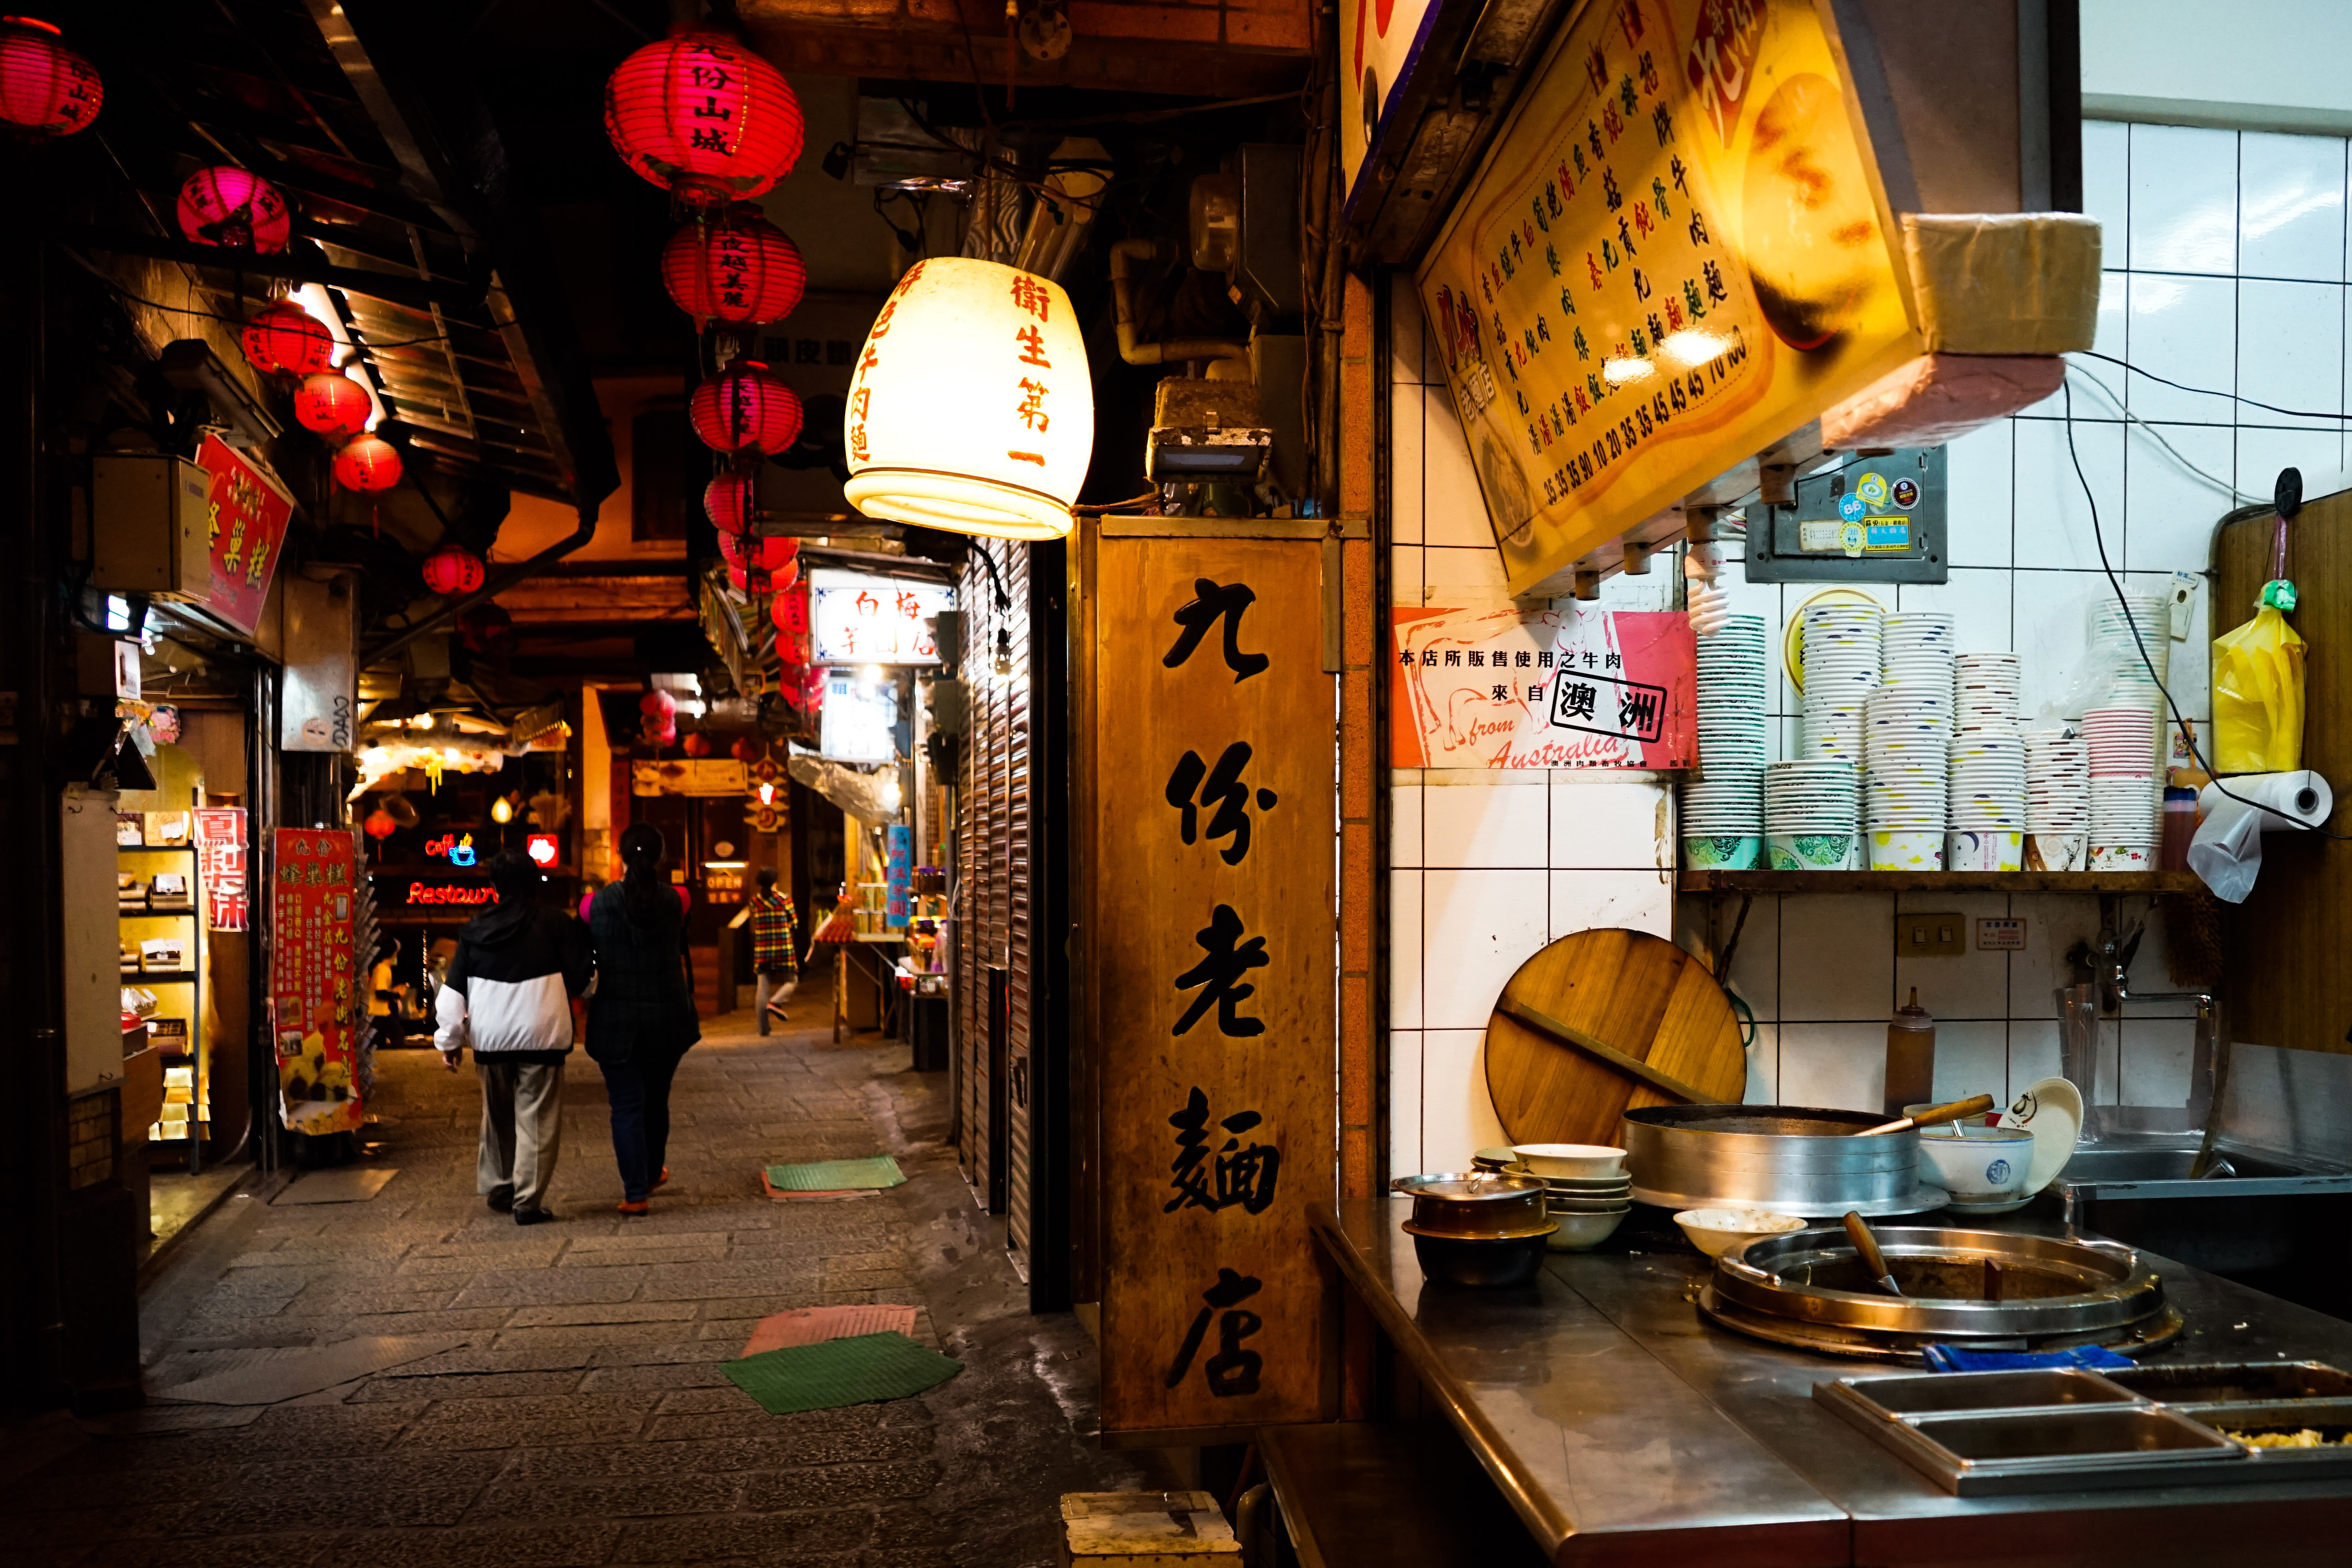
[842,257,1093,540]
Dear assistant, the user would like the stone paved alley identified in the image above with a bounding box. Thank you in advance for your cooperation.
[0,1020,1151,1568]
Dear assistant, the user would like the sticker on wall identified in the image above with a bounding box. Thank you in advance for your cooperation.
[1390,602,1695,769]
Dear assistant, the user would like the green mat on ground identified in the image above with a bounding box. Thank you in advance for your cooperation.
[763,1155,905,1191]
[723,1331,962,1415]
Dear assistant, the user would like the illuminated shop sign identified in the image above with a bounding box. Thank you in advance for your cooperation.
[406,881,497,907]
[424,831,478,866]
[527,833,559,867]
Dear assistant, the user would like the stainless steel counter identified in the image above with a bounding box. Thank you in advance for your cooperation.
[1313,1199,2352,1567]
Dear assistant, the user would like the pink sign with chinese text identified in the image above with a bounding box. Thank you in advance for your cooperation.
[1391,603,1694,769]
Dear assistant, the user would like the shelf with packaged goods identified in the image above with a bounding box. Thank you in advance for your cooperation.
[1676,870,2204,894]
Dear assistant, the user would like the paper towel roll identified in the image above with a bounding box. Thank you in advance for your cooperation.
[2189,770,2334,903]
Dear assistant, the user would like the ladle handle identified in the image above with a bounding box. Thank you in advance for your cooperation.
[1842,1211,1892,1280]
[1859,1093,1996,1136]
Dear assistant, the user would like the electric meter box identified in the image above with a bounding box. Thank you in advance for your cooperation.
[1743,446,1949,584]
[91,454,212,599]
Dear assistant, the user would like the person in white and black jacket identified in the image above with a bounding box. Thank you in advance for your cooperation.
[435,849,594,1225]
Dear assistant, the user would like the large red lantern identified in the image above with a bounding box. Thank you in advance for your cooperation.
[704,473,758,537]
[661,208,805,326]
[603,27,802,208]
[240,301,334,378]
[363,806,397,841]
[176,167,290,254]
[718,532,797,572]
[333,434,402,492]
[421,542,486,597]
[295,371,372,439]
[0,16,100,138]
[770,583,810,636]
[690,360,801,455]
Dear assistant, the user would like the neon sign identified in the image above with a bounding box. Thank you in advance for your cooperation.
[526,833,559,867]
[406,881,497,906]
[423,831,477,866]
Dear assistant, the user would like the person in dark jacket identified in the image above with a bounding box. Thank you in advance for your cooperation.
[435,850,592,1225]
[587,822,700,1214]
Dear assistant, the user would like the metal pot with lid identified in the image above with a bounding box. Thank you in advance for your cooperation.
[1390,1172,1551,1238]
[1622,1105,1950,1216]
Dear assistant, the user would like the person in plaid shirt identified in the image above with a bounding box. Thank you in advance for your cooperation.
[732,867,797,1035]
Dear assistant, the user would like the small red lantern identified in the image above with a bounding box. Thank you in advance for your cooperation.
[333,434,402,493]
[363,806,397,840]
[240,301,334,377]
[681,731,712,758]
[421,541,486,597]
[704,473,758,537]
[661,208,805,326]
[603,26,803,207]
[718,533,798,573]
[771,584,810,636]
[731,736,762,764]
[639,689,677,720]
[646,722,676,748]
[176,167,290,254]
[0,16,101,139]
[295,371,372,439]
[457,602,513,654]
[690,360,801,455]
[727,560,799,595]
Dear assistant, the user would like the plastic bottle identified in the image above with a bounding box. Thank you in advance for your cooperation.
[2160,786,2198,871]
[1884,988,1936,1120]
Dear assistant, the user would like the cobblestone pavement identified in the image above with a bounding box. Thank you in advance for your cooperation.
[0,1016,1152,1568]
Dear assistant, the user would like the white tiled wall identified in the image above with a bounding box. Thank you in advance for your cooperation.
[1386,122,2344,1171]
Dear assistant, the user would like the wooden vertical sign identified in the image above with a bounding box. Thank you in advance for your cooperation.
[1084,527,1336,1436]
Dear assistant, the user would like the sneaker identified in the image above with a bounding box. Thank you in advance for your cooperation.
[486,1184,514,1213]
[616,1199,649,1216]
[513,1206,553,1226]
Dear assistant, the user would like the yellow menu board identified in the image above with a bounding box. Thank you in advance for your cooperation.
[1418,0,1922,597]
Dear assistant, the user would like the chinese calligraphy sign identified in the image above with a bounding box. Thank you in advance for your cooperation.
[1087,534,1333,1434]
[269,828,363,1136]
[1391,602,1695,768]
[196,435,294,638]
[1417,0,1918,597]
[809,568,954,664]
[194,807,248,932]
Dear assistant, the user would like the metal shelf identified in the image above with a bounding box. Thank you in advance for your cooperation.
[1677,870,2203,894]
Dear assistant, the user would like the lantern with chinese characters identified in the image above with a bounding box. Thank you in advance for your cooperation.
[681,731,711,758]
[704,473,758,537]
[333,434,402,493]
[0,16,101,138]
[421,541,486,597]
[363,806,397,840]
[843,258,1092,541]
[662,207,804,326]
[176,167,290,254]
[296,371,373,439]
[731,736,762,764]
[603,26,802,207]
[690,360,801,455]
[240,300,335,377]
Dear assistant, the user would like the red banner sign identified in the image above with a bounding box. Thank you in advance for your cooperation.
[197,435,294,637]
[193,807,248,932]
[270,828,363,1134]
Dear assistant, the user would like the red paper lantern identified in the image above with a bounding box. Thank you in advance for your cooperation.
[646,722,676,748]
[718,533,798,573]
[421,542,486,597]
[603,26,802,207]
[689,360,801,455]
[363,807,397,840]
[333,434,402,493]
[770,584,810,636]
[731,737,762,764]
[240,301,334,377]
[639,689,677,719]
[661,208,805,326]
[681,731,712,758]
[0,16,100,139]
[176,167,290,254]
[295,371,373,439]
[727,559,799,595]
[704,473,758,537]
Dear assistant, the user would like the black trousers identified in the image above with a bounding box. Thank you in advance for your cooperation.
[597,1047,686,1201]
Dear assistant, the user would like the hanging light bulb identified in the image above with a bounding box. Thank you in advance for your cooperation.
[490,795,514,825]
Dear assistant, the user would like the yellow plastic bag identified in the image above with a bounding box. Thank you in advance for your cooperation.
[2212,603,2306,773]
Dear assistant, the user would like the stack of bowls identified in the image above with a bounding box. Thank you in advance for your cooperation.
[2023,727,2091,870]
[1948,732,2027,870]
[1954,652,2022,734]
[1765,759,1860,869]
[1391,1172,1556,1286]
[1879,612,1957,689]
[1512,1144,1631,1252]
[2083,705,2161,869]
[1799,603,1884,764]
[2089,592,2171,711]
[1682,615,1770,870]
[1863,684,1950,869]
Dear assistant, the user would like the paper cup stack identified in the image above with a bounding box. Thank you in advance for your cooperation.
[1947,732,2027,870]
[1682,615,1770,870]
[2090,592,2171,713]
[2022,728,2091,870]
[1863,684,1950,870]
[1954,652,2021,734]
[1765,759,1860,870]
[1880,613,1957,688]
[2082,705,2161,869]
[1799,602,1884,764]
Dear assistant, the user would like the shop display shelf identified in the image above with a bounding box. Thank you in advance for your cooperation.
[1676,870,2204,894]
[118,844,196,853]
[130,970,201,982]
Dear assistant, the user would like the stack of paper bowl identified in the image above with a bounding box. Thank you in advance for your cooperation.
[2023,728,2091,870]
[2083,706,2161,868]
[1511,1144,1630,1252]
[2090,592,2171,711]
[1880,612,1956,689]
[1947,732,2027,870]
[1765,759,1860,870]
[1954,652,2022,734]
[1862,684,1950,869]
[1683,614,1769,870]
[1799,603,1883,764]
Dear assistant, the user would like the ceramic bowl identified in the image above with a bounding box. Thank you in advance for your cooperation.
[1682,833,1762,870]
[1867,830,1944,870]
[1545,1193,1634,1213]
[1412,1229,1553,1288]
[1916,1125,2036,1201]
[1674,1208,1808,1258]
[1766,831,1857,870]
[1512,1143,1626,1178]
[1545,1208,1630,1252]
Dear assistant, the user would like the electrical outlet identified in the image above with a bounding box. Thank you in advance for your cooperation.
[1897,912,1966,957]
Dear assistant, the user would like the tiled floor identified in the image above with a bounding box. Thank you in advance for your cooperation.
[2,1017,1149,1567]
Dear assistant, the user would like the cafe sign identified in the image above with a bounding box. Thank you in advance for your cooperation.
[1419,0,1919,597]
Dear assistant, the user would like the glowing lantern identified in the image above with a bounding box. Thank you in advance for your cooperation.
[704,473,757,537]
[490,795,515,825]
[719,532,798,572]
[602,26,802,207]
[662,208,804,326]
[731,736,762,764]
[844,258,1092,541]
[333,434,402,493]
[639,689,676,720]
[421,542,486,597]
[294,371,372,439]
[690,360,801,455]
[681,731,711,758]
[363,806,397,840]
[176,167,290,254]
[770,583,810,635]
[0,16,100,138]
[240,300,335,377]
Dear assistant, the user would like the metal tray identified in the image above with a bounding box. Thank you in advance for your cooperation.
[1821,1368,2140,1418]
[2104,1360,2352,1407]
[1816,1389,2247,1496]
[2179,1398,2352,1476]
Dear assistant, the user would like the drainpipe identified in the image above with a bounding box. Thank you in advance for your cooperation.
[363,505,600,669]
[1109,238,1248,367]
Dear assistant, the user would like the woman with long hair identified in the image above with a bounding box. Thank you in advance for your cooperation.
[585,823,700,1214]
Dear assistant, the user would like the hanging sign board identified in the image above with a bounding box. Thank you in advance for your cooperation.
[1340,0,1443,211]
[195,435,295,638]
[1089,536,1335,1436]
[1418,0,1918,597]
[194,807,248,932]
[269,828,364,1136]
[1391,602,1696,768]
[631,759,750,796]
[809,569,955,664]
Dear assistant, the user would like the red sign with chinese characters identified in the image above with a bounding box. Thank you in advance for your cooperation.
[809,569,953,664]
[196,435,295,637]
[1390,603,1696,768]
[194,807,248,932]
[269,828,363,1135]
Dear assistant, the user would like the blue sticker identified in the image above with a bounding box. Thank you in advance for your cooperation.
[1837,493,1866,521]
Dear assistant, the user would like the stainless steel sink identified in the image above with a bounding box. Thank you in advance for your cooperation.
[2057,1141,2352,1204]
